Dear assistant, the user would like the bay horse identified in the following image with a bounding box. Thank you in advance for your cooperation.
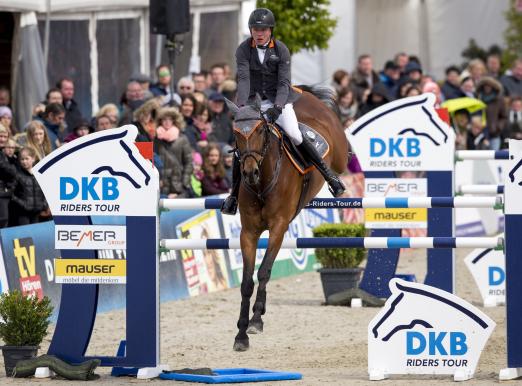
[225,86,350,351]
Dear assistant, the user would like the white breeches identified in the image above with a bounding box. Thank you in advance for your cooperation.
[261,100,303,145]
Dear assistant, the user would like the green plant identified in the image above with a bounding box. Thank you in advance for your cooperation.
[257,0,337,54]
[313,223,366,269]
[460,39,504,70]
[503,0,522,69]
[0,291,53,346]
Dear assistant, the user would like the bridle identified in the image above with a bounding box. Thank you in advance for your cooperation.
[233,116,283,203]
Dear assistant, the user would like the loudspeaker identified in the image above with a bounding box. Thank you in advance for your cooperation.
[150,0,191,35]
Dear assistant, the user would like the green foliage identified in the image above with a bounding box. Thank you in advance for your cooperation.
[256,0,337,54]
[313,223,366,269]
[0,291,53,346]
[503,0,522,69]
[461,39,503,67]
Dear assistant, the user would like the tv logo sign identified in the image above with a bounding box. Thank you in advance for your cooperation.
[464,246,505,307]
[368,279,495,381]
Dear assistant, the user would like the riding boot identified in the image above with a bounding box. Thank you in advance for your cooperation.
[297,137,346,197]
[221,156,241,215]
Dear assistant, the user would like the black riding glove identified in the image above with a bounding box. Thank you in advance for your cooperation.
[265,105,283,123]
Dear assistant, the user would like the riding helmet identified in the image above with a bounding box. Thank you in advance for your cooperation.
[248,8,276,29]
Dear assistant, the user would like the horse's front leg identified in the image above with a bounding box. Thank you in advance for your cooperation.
[233,227,262,351]
[248,221,287,334]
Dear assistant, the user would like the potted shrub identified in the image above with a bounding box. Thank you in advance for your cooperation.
[0,290,53,376]
[313,223,367,302]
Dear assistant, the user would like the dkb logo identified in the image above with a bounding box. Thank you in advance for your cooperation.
[406,331,467,355]
[60,177,119,200]
[370,137,421,157]
[488,266,505,286]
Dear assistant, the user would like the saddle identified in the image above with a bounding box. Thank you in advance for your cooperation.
[271,122,330,175]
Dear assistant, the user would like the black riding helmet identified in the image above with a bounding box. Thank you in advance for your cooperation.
[248,8,275,29]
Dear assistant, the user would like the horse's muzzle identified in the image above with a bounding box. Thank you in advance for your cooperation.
[243,168,260,186]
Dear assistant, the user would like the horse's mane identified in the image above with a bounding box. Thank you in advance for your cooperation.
[296,85,341,120]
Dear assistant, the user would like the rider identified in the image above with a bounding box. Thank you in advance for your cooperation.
[221,8,345,215]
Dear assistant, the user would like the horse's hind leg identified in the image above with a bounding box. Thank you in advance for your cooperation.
[248,221,287,334]
[233,227,262,352]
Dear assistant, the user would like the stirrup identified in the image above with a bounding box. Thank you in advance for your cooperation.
[327,177,345,198]
[221,196,238,215]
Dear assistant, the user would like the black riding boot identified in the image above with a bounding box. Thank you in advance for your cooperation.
[221,156,241,215]
[297,137,346,197]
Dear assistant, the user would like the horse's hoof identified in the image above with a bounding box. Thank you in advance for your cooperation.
[247,321,263,334]
[233,339,249,352]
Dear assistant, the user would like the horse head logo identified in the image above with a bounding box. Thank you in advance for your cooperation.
[348,93,455,172]
[368,278,495,380]
[34,125,159,217]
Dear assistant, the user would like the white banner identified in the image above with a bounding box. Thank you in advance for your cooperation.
[34,126,159,216]
[348,94,455,172]
[505,140,522,215]
[364,178,427,229]
[464,243,505,307]
[368,279,495,381]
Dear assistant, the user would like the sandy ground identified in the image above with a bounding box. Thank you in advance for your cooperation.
[0,248,511,385]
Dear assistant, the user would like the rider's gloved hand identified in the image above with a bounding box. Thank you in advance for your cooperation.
[265,105,283,123]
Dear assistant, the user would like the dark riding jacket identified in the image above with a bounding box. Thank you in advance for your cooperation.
[236,37,300,107]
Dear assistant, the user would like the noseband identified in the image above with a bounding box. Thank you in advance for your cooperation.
[233,118,283,202]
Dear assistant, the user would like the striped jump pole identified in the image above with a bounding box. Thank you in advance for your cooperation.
[457,184,504,195]
[160,237,503,251]
[455,150,509,161]
[160,196,502,210]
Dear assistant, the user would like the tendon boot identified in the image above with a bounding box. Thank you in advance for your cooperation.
[221,155,241,215]
[297,137,345,197]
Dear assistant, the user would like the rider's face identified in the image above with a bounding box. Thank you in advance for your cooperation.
[251,27,271,46]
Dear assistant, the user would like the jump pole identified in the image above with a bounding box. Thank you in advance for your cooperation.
[160,237,503,251]
[160,197,502,210]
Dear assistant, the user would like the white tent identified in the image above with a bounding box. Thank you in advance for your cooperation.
[292,0,510,85]
[1,0,244,128]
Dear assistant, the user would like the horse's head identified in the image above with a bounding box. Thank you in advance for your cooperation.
[226,95,271,186]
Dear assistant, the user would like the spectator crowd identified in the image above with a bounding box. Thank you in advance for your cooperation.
[0,50,521,228]
[332,53,522,151]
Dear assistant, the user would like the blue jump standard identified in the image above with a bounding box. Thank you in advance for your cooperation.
[159,368,302,383]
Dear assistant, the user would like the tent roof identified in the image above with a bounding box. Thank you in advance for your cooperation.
[0,0,242,13]
[0,0,148,13]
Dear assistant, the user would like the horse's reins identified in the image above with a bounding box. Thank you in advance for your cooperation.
[233,117,283,203]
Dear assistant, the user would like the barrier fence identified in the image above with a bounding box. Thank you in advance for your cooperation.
[457,184,504,195]
[455,149,509,160]
[160,196,502,210]
[159,236,504,251]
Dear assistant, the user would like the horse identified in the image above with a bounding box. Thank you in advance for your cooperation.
[225,86,350,351]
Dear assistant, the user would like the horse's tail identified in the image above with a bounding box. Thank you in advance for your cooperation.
[295,85,341,121]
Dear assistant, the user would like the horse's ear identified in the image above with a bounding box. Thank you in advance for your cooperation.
[254,93,263,111]
[224,97,240,115]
